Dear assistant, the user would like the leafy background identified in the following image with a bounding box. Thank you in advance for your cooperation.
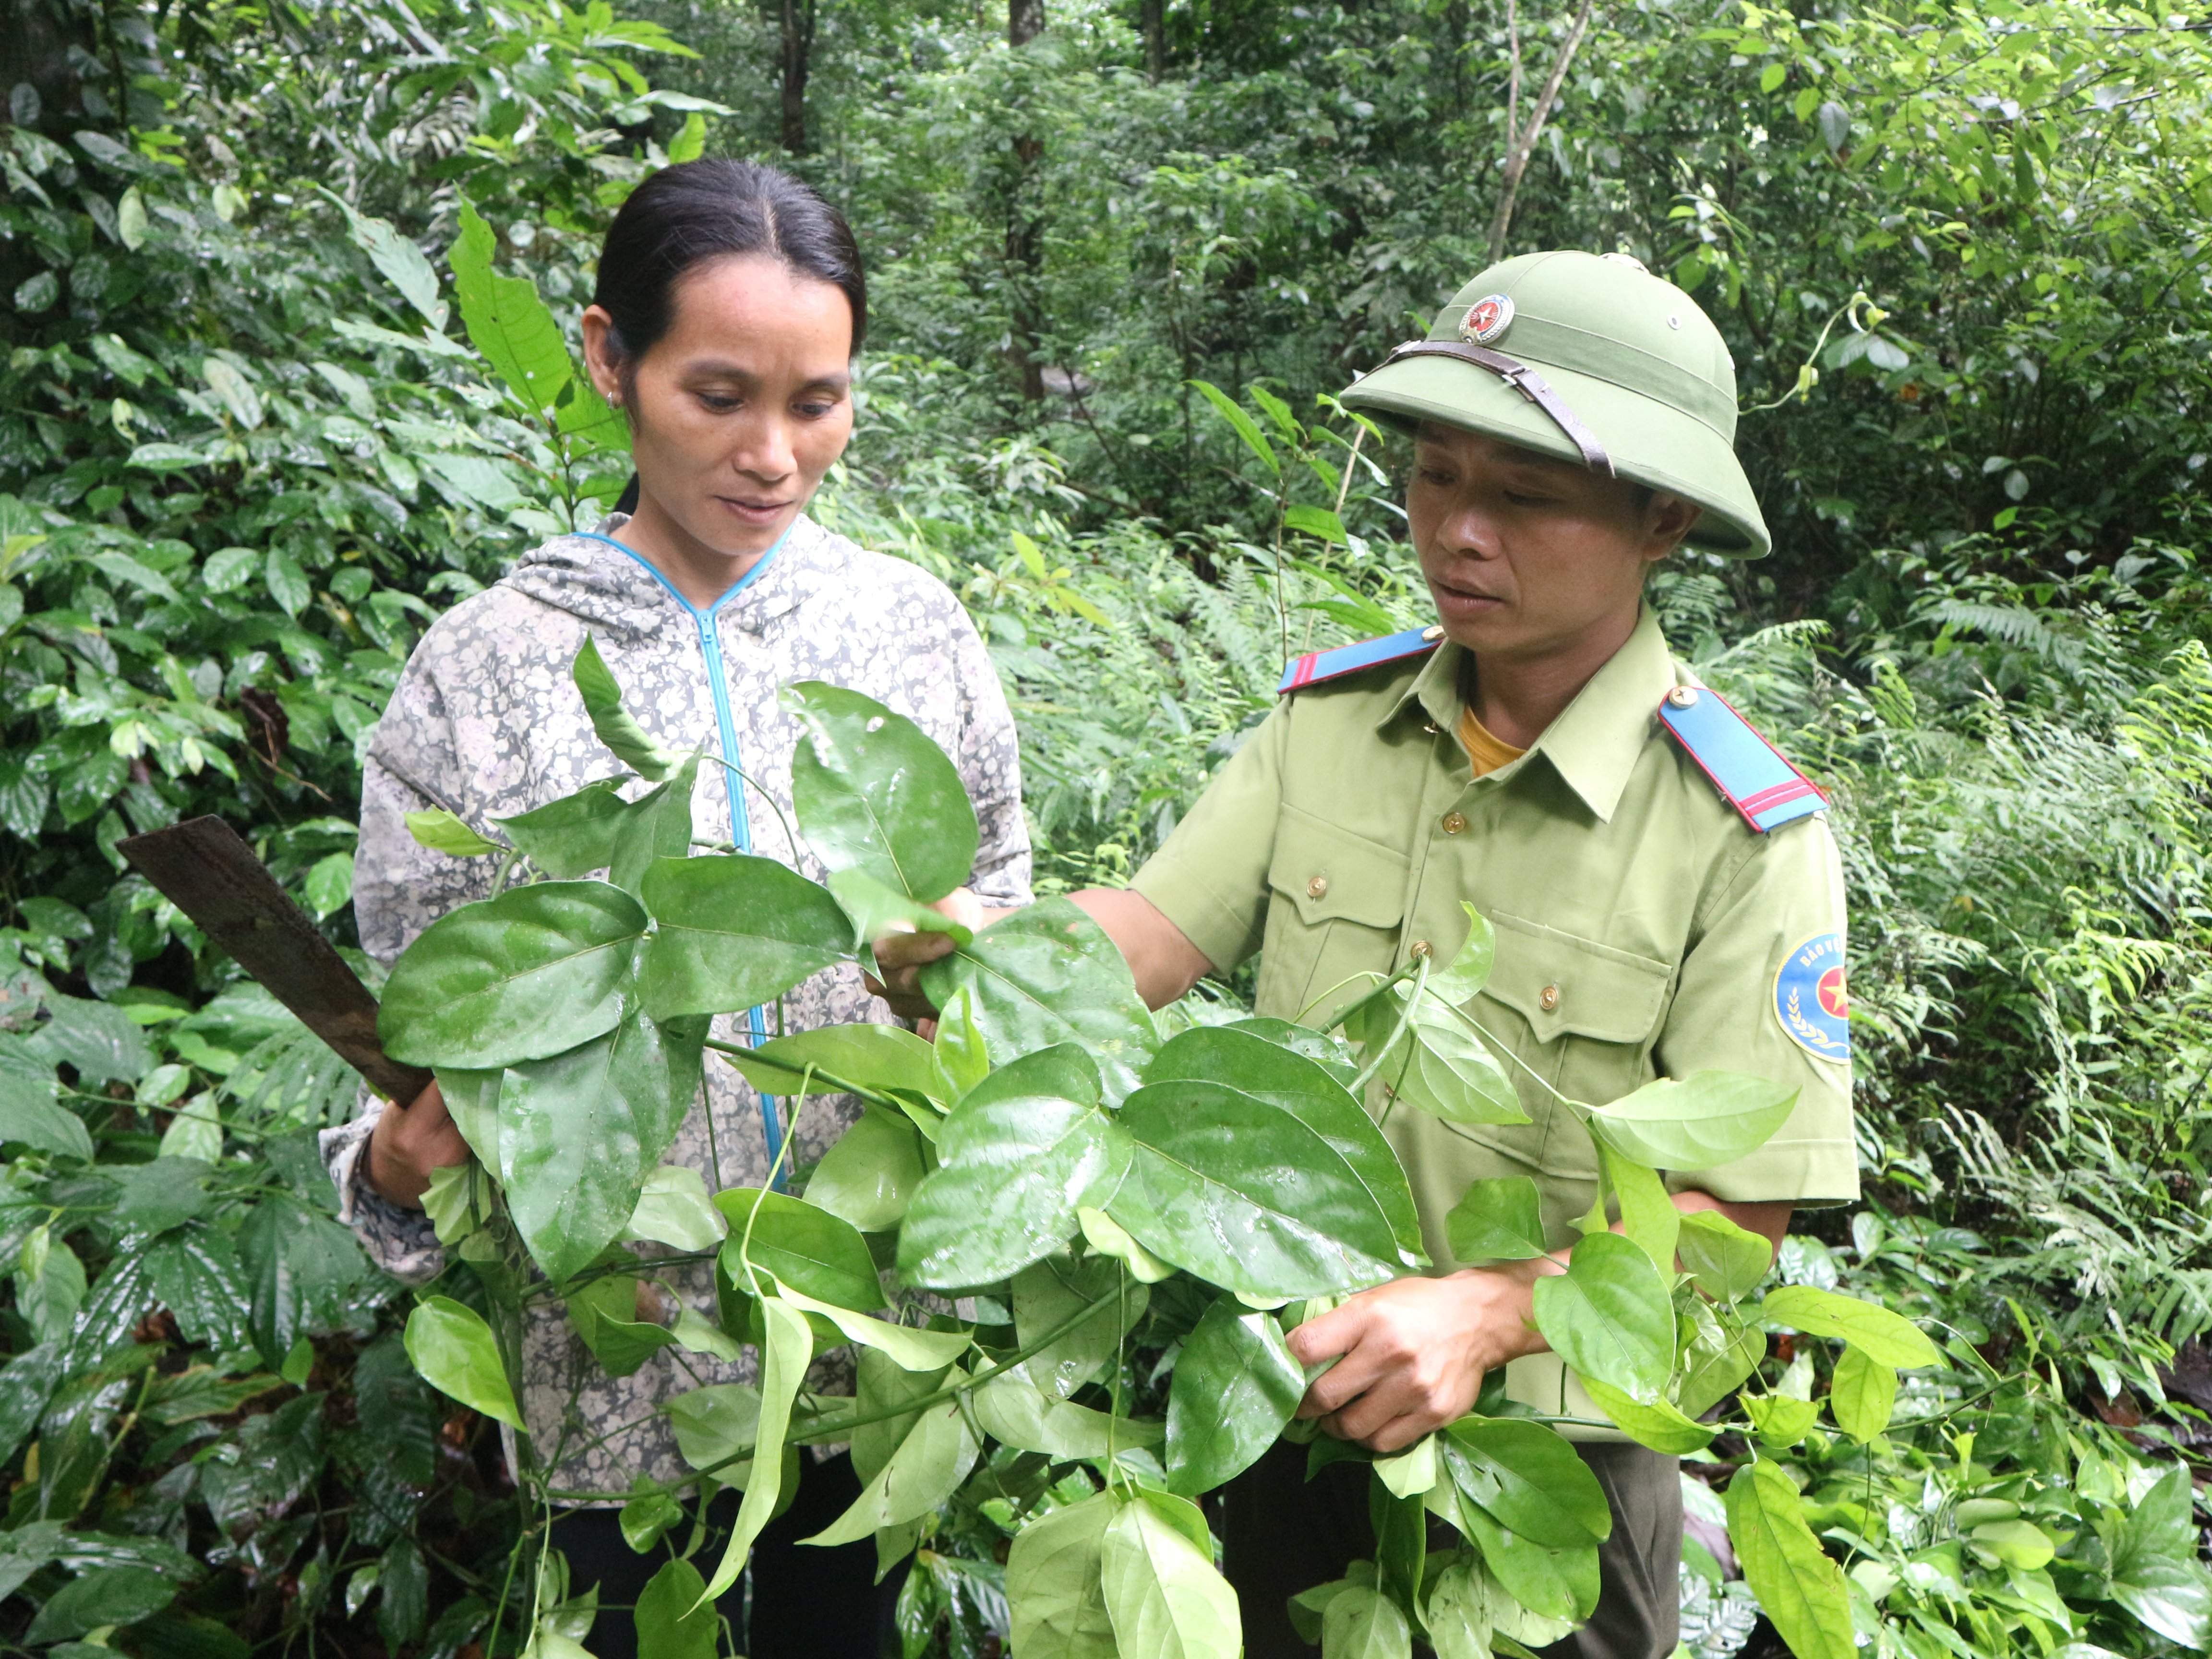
[0,0,2207,1650]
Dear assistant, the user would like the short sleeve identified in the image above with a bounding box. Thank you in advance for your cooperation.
[1656,813,1859,1207]
[1130,705,1290,971]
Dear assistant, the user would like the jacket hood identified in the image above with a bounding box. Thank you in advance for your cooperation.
[498,512,846,643]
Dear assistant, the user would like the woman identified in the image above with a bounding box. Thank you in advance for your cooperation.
[321,159,1030,1657]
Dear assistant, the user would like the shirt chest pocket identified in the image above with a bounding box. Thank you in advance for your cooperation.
[1257,808,1410,1022]
[1478,912,1675,1111]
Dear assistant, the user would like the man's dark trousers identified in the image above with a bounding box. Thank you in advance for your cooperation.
[1222,1437,1682,1659]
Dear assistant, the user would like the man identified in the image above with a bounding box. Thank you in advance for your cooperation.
[882,250,1857,1659]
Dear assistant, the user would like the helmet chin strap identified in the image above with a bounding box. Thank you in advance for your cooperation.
[1380,340,1615,477]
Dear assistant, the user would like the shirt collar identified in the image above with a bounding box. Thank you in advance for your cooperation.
[1381,606,1680,823]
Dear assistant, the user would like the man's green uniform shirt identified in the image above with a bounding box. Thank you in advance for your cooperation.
[1131,609,1857,1427]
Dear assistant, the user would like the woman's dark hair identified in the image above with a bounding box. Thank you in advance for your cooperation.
[593,158,867,365]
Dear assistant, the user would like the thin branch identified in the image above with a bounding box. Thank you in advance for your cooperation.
[1486,0,1599,265]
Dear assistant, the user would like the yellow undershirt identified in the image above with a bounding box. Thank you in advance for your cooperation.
[1458,707,1527,778]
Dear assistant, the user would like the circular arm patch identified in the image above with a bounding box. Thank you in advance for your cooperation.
[1774,932,1850,1064]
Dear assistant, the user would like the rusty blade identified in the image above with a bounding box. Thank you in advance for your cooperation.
[119,816,431,1104]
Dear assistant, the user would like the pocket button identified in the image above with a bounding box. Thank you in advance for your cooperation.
[1307,876,1329,899]
[1539,983,1562,1012]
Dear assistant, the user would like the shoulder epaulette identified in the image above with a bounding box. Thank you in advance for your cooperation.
[1279,625,1444,696]
[1656,684,1827,833]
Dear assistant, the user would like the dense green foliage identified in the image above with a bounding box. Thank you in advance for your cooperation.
[0,0,2205,1648]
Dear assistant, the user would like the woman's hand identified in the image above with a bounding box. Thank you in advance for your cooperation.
[1286,1262,1557,1453]
[365,1077,470,1209]
[867,888,994,1021]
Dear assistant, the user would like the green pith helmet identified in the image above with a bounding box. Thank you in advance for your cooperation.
[1340,250,1770,558]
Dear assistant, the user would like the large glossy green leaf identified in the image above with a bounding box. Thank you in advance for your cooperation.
[1675,1304,1765,1420]
[1441,1419,1611,1547]
[772,1281,971,1370]
[1363,986,1524,1126]
[566,1276,677,1378]
[1822,1349,1895,1444]
[144,1224,253,1354]
[634,1559,717,1659]
[1007,1491,1119,1659]
[1579,1377,1718,1454]
[495,779,629,879]
[621,1164,728,1250]
[608,755,699,892]
[1142,1025,1424,1262]
[2111,1464,2212,1647]
[1725,1460,1854,1659]
[572,635,677,781]
[1455,1503,1599,1624]
[825,867,972,952]
[1445,1177,1549,1264]
[0,1039,88,1158]
[1101,1491,1242,1659]
[1583,1072,1799,1170]
[1760,1285,1941,1368]
[1011,1253,1149,1399]
[666,1383,763,1483]
[1321,1585,1412,1658]
[1677,1209,1773,1303]
[918,898,1159,1102]
[1422,1556,1494,1659]
[404,1296,522,1430]
[1166,1297,1306,1494]
[802,1395,979,1545]
[852,1348,950,1484]
[804,1106,926,1232]
[898,1044,1128,1288]
[701,1295,811,1600]
[1425,904,1498,1005]
[973,1373,1163,1459]
[24,1564,176,1644]
[498,1008,706,1284]
[1529,1231,1676,1404]
[1109,1077,1407,1298]
[1224,1017,1360,1087]
[238,1195,373,1367]
[782,681,978,903]
[452,198,572,414]
[379,881,648,1069]
[31,995,152,1083]
[637,854,853,1020]
[1600,1141,1681,1272]
[716,1186,886,1311]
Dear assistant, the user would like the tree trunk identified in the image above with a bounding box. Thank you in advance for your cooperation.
[1485,0,1597,265]
[779,0,815,153]
[1139,0,1165,81]
[1006,0,1046,401]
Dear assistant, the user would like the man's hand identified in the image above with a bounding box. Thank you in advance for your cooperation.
[365,1077,469,1209]
[866,888,993,1021]
[1285,1193,1793,1454]
[1287,1262,1555,1453]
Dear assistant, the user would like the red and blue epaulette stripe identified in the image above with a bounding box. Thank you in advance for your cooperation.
[1278,625,1444,695]
[1656,685,1828,834]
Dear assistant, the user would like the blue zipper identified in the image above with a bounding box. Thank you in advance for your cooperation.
[577,528,794,1186]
